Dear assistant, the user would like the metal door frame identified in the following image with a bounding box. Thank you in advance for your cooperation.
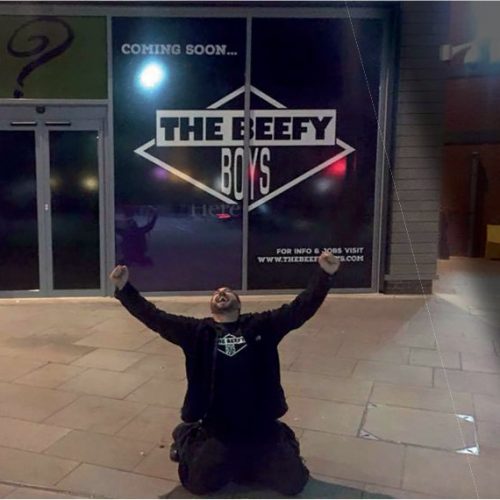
[0,105,107,297]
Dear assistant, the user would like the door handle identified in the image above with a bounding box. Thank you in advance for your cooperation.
[45,121,71,126]
[10,121,37,126]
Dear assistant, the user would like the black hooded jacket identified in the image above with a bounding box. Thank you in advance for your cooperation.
[115,268,333,425]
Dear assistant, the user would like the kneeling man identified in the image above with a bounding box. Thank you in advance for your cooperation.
[110,251,340,495]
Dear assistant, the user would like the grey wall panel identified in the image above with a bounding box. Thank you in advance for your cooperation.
[394,190,441,201]
[397,90,443,103]
[397,124,443,137]
[396,147,444,159]
[391,157,441,169]
[391,242,438,254]
[392,179,441,191]
[394,169,441,181]
[397,80,444,92]
[391,211,440,223]
[400,33,446,46]
[394,200,441,211]
[390,232,439,244]
[387,263,438,275]
[399,57,443,70]
[402,2,447,12]
[386,2,448,295]
[399,46,441,60]
[395,135,443,148]
[397,102,444,114]
[391,221,440,233]
[401,8,449,23]
[401,23,448,36]
[397,113,444,126]
[390,253,438,265]
[400,69,445,81]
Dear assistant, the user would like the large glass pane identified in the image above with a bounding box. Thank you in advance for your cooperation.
[112,17,246,292]
[248,18,383,289]
[50,130,100,289]
[0,131,39,290]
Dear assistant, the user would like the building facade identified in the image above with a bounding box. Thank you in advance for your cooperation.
[0,1,448,297]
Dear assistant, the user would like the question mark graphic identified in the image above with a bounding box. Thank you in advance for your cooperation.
[7,16,74,98]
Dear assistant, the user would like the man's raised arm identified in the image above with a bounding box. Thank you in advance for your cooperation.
[263,251,340,342]
[110,265,199,349]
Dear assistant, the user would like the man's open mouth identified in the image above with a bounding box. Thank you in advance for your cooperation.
[216,295,229,304]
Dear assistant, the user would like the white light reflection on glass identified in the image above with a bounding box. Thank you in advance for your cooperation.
[139,62,167,89]
[315,177,335,194]
[82,176,98,191]
[50,177,60,190]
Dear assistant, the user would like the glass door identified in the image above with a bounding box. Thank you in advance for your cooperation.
[47,125,103,292]
[0,107,105,296]
[0,129,39,291]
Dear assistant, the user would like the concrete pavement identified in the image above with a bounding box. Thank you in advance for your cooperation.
[0,257,499,498]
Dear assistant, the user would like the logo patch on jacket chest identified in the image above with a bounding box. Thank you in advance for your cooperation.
[217,333,247,357]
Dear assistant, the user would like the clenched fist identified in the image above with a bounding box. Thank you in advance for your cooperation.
[318,251,340,275]
[109,265,129,290]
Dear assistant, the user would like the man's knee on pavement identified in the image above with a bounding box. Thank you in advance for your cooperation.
[181,461,231,495]
[269,462,309,495]
[278,465,309,496]
[253,447,309,496]
[179,439,232,495]
[182,470,229,496]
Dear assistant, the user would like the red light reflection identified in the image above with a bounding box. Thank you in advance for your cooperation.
[249,164,256,181]
[326,157,347,178]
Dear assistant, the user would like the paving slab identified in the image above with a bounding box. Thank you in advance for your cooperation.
[58,368,150,399]
[0,382,79,423]
[282,370,373,405]
[73,348,148,372]
[300,430,405,488]
[44,430,156,471]
[15,363,86,389]
[0,416,71,453]
[370,382,474,414]
[283,396,364,436]
[0,446,79,488]
[45,395,147,435]
[56,463,176,499]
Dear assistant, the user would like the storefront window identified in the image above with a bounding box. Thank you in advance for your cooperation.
[113,15,384,291]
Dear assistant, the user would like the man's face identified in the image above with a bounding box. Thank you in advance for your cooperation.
[210,287,241,315]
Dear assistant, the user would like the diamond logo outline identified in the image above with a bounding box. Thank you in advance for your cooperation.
[134,86,356,210]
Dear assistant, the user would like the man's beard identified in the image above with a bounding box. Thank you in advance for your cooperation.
[210,298,240,315]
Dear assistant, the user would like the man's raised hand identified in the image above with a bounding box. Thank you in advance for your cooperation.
[318,251,340,275]
[109,265,129,290]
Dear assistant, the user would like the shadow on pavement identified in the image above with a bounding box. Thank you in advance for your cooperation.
[160,476,393,499]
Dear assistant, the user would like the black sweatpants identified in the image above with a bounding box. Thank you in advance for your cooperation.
[172,421,309,496]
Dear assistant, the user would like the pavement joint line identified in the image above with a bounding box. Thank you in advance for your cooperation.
[0,478,98,498]
[356,382,376,439]
[399,445,408,490]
